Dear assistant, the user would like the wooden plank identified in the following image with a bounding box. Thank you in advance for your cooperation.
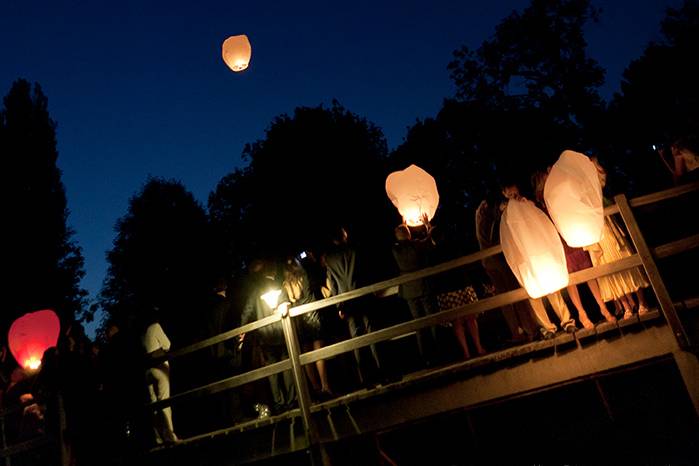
[615,194,691,349]
[653,233,699,259]
[148,359,291,410]
[0,435,51,459]
[628,180,699,209]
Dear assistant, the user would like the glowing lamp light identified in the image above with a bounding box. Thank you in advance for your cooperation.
[500,199,569,299]
[8,309,60,372]
[222,35,252,72]
[261,289,282,309]
[544,150,604,248]
[385,164,439,226]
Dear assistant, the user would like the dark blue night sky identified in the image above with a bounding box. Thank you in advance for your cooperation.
[0,0,678,335]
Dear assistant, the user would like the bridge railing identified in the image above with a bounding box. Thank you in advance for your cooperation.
[149,183,699,416]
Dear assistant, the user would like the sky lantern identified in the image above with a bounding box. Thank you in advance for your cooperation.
[8,309,60,371]
[500,199,569,299]
[544,150,604,248]
[222,34,252,72]
[385,164,439,227]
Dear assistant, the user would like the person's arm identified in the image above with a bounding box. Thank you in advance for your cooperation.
[238,296,255,345]
[154,323,171,352]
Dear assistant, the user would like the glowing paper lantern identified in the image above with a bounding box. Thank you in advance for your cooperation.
[385,164,439,226]
[8,310,60,371]
[222,35,252,72]
[500,199,569,298]
[544,150,604,247]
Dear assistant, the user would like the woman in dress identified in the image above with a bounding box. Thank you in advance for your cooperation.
[585,156,650,319]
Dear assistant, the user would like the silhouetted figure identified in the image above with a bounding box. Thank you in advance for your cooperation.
[392,220,438,366]
[657,137,699,184]
[240,262,296,414]
[100,320,145,450]
[323,227,382,386]
[283,257,332,398]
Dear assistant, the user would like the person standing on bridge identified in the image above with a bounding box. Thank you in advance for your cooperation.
[143,316,178,444]
[322,226,382,386]
[475,183,540,343]
[392,215,439,367]
[240,261,297,415]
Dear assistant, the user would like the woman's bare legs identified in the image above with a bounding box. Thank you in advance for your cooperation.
[466,317,486,356]
[567,285,594,329]
[636,288,650,315]
[621,293,636,319]
[586,280,616,323]
[313,340,332,394]
[453,319,470,359]
[303,343,322,393]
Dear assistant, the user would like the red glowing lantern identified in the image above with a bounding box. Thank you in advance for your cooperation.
[8,310,60,371]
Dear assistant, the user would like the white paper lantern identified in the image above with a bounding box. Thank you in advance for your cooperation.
[385,164,439,226]
[544,150,603,247]
[222,35,252,72]
[500,199,569,298]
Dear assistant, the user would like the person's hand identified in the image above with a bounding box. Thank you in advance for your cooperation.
[276,302,290,317]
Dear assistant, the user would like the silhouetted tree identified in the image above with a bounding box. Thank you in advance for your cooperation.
[209,101,394,280]
[390,0,606,254]
[448,0,605,144]
[0,79,87,330]
[608,0,699,194]
[100,177,215,345]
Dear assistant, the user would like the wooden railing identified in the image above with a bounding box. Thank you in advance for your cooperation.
[150,182,699,413]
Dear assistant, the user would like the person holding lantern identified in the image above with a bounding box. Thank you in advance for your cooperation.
[532,169,616,328]
[392,215,439,366]
[475,188,540,344]
[499,180,578,338]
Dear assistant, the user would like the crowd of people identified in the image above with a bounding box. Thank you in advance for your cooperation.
[2,143,697,461]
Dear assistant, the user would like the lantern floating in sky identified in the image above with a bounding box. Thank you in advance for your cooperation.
[222,34,252,72]
[8,309,60,371]
[385,164,439,227]
[544,150,604,248]
[500,199,569,299]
